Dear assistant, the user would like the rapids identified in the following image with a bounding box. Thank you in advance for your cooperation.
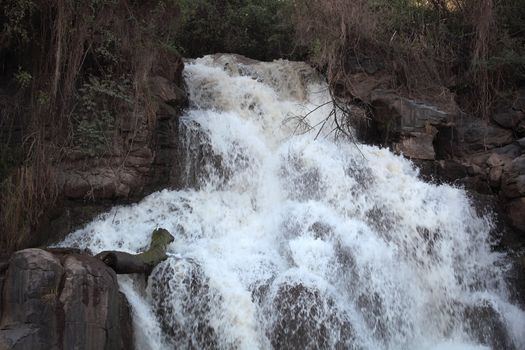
[60,54,525,350]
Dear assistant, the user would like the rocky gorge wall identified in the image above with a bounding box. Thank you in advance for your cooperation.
[0,53,188,350]
[36,55,189,247]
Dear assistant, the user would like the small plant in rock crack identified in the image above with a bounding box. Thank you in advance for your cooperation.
[68,75,133,158]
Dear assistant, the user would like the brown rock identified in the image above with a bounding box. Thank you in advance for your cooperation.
[394,132,436,160]
[489,166,503,187]
[371,90,455,132]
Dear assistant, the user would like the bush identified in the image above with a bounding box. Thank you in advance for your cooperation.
[175,0,301,61]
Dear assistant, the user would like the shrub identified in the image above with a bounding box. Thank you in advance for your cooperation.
[175,0,301,61]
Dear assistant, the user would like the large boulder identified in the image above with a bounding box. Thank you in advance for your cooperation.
[263,281,356,350]
[0,249,133,350]
[462,301,516,350]
[369,90,457,160]
[148,258,220,349]
[457,118,514,153]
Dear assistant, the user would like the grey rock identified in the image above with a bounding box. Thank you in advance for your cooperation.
[458,118,514,153]
[0,249,133,350]
[492,111,524,129]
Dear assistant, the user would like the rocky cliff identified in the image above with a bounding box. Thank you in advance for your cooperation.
[36,54,188,247]
[345,70,525,249]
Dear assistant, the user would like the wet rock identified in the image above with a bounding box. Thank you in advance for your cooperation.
[356,293,389,341]
[463,301,516,350]
[507,255,525,308]
[370,91,454,131]
[0,249,133,350]
[265,282,356,350]
[148,258,220,349]
[507,198,525,232]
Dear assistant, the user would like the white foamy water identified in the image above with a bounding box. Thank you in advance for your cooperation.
[60,54,525,350]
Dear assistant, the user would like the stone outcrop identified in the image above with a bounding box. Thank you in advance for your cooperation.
[0,248,133,350]
[39,53,188,246]
[369,90,457,160]
[348,76,525,243]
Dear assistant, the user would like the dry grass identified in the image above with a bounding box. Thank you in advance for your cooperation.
[292,0,515,119]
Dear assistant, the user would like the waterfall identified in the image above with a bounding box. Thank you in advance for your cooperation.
[60,54,525,350]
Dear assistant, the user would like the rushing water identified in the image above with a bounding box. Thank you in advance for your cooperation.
[61,54,525,350]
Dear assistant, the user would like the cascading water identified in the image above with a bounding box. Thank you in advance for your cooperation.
[60,54,525,350]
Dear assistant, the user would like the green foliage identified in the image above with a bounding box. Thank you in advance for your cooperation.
[69,75,133,157]
[1,0,35,43]
[14,67,32,88]
[176,0,300,61]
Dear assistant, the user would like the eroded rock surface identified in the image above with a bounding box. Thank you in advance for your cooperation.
[0,248,132,350]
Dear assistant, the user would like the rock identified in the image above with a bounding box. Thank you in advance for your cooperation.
[370,90,455,131]
[59,168,144,200]
[492,111,524,130]
[149,76,188,107]
[513,90,525,111]
[492,143,522,158]
[507,255,525,308]
[368,90,458,160]
[148,258,220,349]
[517,137,525,148]
[463,301,516,350]
[0,249,133,350]
[489,166,503,187]
[507,198,525,232]
[264,282,355,350]
[487,153,508,168]
[501,155,525,198]
[458,118,514,153]
[394,131,436,160]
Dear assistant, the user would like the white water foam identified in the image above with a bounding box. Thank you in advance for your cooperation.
[60,54,525,350]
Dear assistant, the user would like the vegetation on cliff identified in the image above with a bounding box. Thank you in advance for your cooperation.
[0,0,182,253]
[293,0,525,118]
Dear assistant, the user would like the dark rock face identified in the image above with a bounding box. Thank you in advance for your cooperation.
[463,301,516,350]
[35,55,187,248]
[368,90,457,161]
[264,282,356,350]
[0,249,133,350]
[148,258,220,349]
